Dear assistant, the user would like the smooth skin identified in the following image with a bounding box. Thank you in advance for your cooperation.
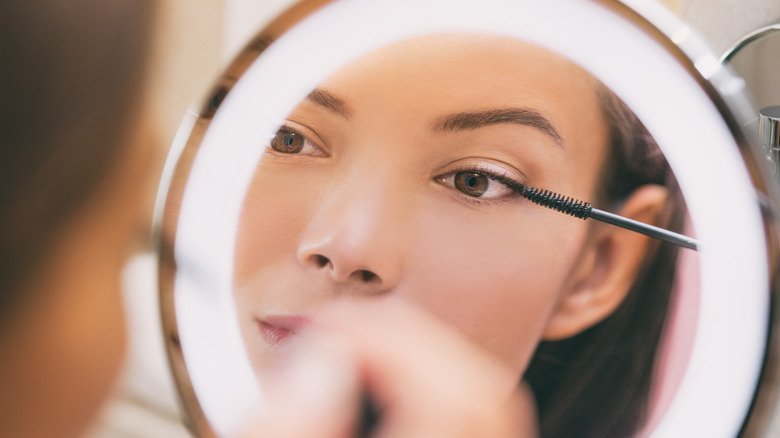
[234,34,667,382]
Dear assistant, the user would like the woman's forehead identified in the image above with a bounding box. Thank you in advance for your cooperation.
[315,33,609,165]
[320,33,598,97]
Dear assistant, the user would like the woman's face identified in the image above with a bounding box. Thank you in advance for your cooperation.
[234,35,610,378]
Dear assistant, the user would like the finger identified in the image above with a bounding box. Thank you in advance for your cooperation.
[237,331,362,438]
[315,299,518,401]
[311,300,529,437]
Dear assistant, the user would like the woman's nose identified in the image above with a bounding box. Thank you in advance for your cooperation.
[296,185,405,293]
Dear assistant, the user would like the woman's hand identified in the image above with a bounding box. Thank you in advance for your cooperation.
[239,300,538,438]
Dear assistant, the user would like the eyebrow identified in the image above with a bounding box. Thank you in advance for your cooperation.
[305,88,352,119]
[430,108,563,145]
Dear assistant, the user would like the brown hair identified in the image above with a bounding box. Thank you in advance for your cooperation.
[0,0,154,321]
[523,83,686,437]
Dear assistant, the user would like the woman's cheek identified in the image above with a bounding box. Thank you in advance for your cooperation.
[399,205,580,372]
[235,165,323,282]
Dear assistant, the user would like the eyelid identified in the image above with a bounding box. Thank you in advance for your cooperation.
[443,160,527,188]
[435,160,527,204]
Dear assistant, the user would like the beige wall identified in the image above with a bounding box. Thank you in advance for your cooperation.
[148,0,225,159]
[659,0,683,13]
[679,0,780,53]
[222,0,296,62]
[678,0,780,113]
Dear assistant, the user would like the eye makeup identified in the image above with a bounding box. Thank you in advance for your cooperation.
[436,166,699,250]
[268,119,695,253]
[436,164,522,203]
[509,181,700,251]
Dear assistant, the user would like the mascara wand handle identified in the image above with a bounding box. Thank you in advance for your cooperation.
[589,208,700,251]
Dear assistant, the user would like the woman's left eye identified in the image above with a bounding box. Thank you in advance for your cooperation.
[268,126,323,155]
[437,170,516,199]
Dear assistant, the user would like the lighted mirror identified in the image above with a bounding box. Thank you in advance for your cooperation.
[155,1,779,437]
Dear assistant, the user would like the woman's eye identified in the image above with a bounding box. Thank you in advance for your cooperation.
[269,127,322,155]
[441,170,516,199]
[455,172,489,197]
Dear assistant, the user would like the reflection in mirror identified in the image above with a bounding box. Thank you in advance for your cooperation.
[232,34,694,437]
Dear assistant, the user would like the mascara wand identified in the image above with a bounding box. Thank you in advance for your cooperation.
[518,186,700,251]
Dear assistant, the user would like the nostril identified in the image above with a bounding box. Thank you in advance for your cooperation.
[306,253,381,284]
[313,254,330,268]
[359,270,379,283]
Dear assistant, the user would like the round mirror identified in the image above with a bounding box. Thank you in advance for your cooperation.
[155,1,779,436]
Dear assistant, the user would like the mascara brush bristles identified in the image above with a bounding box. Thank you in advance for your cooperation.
[517,185,700,251]
[519,186,593,219]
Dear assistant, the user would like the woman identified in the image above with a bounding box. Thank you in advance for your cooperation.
[0,1,155,436]
[0,3,534,437]
[234,33,685,437]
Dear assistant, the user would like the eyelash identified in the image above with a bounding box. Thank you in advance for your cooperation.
[266,123,525,207]
[265,122,327,157]
[438,164,526,207]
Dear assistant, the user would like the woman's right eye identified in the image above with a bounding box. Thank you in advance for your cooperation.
[268,127,323,155]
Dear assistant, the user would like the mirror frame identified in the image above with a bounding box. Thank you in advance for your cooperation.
[154,1,780,436]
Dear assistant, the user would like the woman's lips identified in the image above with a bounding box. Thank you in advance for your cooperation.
[257,315,310,349]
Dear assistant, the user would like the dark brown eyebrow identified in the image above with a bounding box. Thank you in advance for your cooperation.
[431,108,563,145]
[305,88,352,119]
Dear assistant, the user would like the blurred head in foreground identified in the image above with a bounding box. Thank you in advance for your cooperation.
[0,1,154,436]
